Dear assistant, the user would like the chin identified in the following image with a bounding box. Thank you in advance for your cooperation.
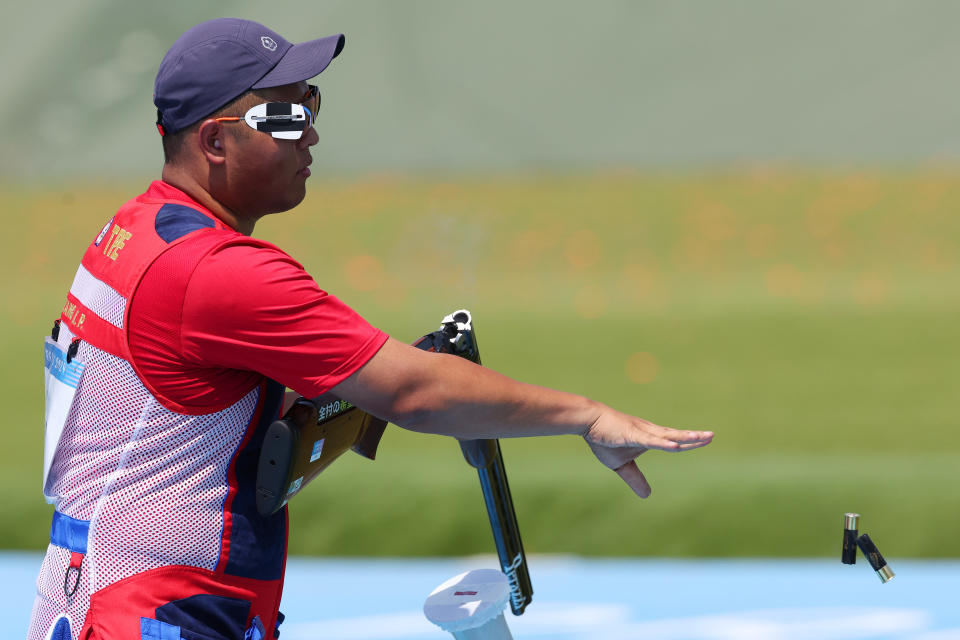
[271,187,308,214]
[288,188,308,210]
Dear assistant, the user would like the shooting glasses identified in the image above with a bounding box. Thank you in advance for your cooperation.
[214,84,319,140]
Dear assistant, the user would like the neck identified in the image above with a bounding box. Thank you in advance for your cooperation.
[161,165,256,236]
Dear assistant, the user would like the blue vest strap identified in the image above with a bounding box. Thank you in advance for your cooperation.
[50,511,90,553]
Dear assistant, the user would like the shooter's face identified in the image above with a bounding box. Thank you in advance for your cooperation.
[220,82,319,217]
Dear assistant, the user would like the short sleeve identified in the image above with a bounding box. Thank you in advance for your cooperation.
[179,242,388,398]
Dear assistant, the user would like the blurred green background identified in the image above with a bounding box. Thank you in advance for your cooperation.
[2,2,958,558]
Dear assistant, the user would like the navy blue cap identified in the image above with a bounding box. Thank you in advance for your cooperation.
[154,18,344,135]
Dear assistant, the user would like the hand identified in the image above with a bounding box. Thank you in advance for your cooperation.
[584,407,714,498]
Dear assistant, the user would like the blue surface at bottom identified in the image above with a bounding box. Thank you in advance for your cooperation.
[8,552,959,639]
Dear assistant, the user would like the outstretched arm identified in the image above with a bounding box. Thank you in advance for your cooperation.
[331,337,713,497]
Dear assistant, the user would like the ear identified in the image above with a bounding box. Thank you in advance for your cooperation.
[197,120,227,165]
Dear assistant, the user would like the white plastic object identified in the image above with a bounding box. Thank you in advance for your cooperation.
[423,569,514,639]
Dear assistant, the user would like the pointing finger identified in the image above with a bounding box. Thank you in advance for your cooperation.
[614,460,651,498]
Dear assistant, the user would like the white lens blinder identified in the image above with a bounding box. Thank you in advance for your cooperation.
[243,102,313,140]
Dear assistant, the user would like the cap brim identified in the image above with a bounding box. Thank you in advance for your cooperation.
[252,33,345,89]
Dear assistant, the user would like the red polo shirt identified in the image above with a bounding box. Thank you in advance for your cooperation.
[127,181,387,412]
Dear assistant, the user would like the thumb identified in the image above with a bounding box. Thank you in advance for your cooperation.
[615,460,652,498]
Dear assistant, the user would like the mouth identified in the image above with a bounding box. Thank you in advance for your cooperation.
[298,157,312,178]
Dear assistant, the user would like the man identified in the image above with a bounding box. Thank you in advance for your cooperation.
[31,18,713,640]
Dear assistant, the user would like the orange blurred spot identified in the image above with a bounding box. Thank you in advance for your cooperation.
[744,224,776,259]
[429,182,463,199]
[805,198,843,238]
[344,254,384,292]
[621,262,658,298]
[564,229,602,270]
[822,240,849,264]
[764,263,803,298]
[509,229,551,269]
[763,263,824,304]
[851,272,889,306]
[686,202,736,240]
[838,174,882,205]
[675,202,738,272]
[745,165,790,190]
[573,285,607,319]
[913,178,949,212]
[676,234,714,271]
[626,352,659,384]
[920,241,952,272]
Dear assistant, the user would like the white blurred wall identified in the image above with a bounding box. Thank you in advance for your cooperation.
[2,0,960,179]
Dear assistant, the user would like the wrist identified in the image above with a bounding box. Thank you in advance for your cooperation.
[578,398,606,438]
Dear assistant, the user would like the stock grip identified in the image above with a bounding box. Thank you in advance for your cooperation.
[256,400,317,517]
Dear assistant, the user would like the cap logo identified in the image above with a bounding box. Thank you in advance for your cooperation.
[261,36,278,52]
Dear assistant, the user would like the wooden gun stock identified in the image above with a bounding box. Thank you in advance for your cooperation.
[255,395,387,516]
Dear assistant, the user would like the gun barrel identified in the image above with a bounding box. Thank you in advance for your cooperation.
[467,439,533,615]
[422,312,534,616]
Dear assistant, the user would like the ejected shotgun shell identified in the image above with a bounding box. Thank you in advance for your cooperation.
[842,513,860,565]
[856,533,895,583]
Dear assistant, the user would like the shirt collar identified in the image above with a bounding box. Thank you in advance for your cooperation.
[140,180,229,230]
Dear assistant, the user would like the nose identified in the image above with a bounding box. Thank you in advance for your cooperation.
[297,124,319,150]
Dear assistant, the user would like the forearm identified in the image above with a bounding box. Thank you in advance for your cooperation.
[333,337,604,440]
[333,336,713,498]
[394,353,605,439]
